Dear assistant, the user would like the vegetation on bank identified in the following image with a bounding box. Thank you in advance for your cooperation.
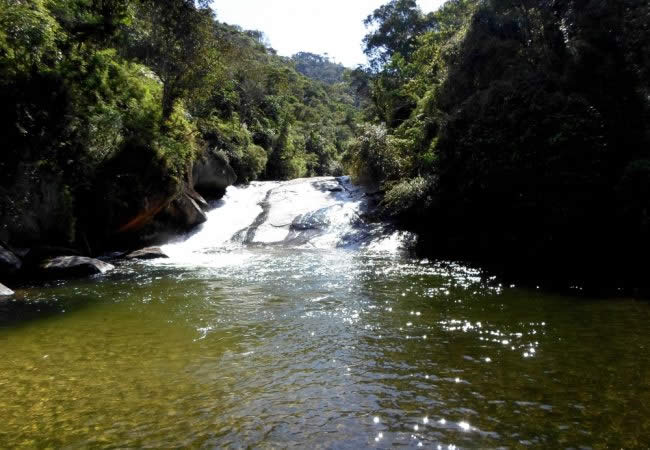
[344,0,649,284]
[1,0,648,286]
[0,0,360,249]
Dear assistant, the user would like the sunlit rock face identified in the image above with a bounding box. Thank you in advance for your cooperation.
[244,177,369,246]
[0,283,13,297]
[160,176,412,264]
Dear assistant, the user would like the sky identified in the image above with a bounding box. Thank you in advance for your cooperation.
[211,0,447,67]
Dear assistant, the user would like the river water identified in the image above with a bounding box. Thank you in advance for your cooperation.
[1,177,649,448]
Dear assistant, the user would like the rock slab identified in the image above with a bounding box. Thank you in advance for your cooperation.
[0,283,14,297]
[0,244,22,277]
[192,150,237,199]
[126,247,169,260]
[40,256,115,277]
[165,193,208,230]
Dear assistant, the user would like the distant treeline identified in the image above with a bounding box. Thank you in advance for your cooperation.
[290,52,346,85]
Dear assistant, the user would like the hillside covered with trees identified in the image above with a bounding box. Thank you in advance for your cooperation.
[0,0,360,251]
[344,0,649,286]
[1,0,648,287]
[290,52,346,85]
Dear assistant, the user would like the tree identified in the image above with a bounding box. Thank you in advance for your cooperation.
[363,0,434,70]
[124,0,219,120]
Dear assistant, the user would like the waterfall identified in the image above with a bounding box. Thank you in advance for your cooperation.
[159,177,413,266]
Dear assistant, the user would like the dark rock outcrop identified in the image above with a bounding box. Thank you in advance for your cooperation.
[0,243,22,278]
[192,150,237,199]
[164,193,208,230]
[39,256,115,278]
[186,188,209,211]
[0,283,14,297]
[0,163,76,248]
[126,247,169,260]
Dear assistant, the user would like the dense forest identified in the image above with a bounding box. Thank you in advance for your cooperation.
[290,52,346,85]
[1,0,649,286]
[0,0,360,251]
[345,0,649,286]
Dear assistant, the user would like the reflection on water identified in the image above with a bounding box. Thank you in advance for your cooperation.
[1,250,649,448]
[1,179,649,448]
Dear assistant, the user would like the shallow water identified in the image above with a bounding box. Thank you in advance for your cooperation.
[1,179,649,448]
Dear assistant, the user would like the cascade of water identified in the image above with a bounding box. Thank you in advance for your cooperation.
[159,177,412,266]
[161,181,278,260]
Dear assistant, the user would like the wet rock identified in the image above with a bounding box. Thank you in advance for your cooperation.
[126,247,169,260]
[164,193,207,230]
[0,243,22,278]
[39,256,115,278]
[291,207,333,231]
[0,283,14,298]
[313,179,343,192]
[192,150,237,199]
[23,246,81,263]
[186,188,209,211]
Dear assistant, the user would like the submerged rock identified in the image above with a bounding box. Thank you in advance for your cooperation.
[0,244,22,277]
[39,256,115,278]
[0,283,14,297]
[126,247,169,260]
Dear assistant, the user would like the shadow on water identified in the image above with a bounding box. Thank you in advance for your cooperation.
[0,275,121,330]
[0,263,203,330]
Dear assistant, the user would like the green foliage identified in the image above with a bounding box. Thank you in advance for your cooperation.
[350,0,650,282]
[240,144,268,183]
[345,124,409,187]
[291,52,345,85]
[156,101,200,179]
[0,0,363,248]
[0,0,62,76]
[363,0,434,70]
[382,176,433,217]
[123,0,220,119]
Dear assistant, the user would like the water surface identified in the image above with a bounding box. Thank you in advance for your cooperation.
[1,178,649,448]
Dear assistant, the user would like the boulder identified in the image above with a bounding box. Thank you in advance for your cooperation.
[0,244,22,277]
[313,179,343,192]
[164,193,207,230]
[0,283,14,298]
[39,256,115,278]
[126,247,169,260]
[186,188,210,211]
[23,246,81,267]
[192,150,237,199]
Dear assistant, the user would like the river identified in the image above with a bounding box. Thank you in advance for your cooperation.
[1,177,649,448]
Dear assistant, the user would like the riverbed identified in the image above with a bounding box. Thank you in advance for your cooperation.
[1,178,648,448]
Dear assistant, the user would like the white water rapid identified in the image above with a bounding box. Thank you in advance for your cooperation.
[159,177,413,266]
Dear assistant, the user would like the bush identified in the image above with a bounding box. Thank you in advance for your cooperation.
[382,176,434,217]
[344,124,410,187]
[239,144,268,182]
